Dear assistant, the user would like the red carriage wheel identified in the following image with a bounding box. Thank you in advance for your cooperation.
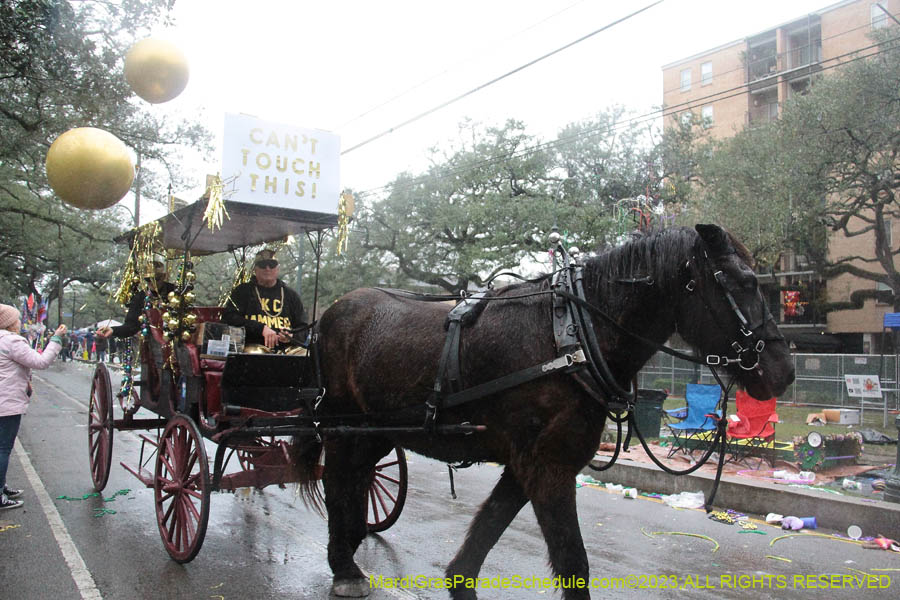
[154,414,211,563]
[366,446,408,533]
[88,363,114,491]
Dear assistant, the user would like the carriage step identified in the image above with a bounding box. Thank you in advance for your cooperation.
[120,461,154,488]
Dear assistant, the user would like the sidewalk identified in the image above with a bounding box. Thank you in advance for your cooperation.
[583,441,900,539]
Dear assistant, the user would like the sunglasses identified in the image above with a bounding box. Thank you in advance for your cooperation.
[255,259,279,269]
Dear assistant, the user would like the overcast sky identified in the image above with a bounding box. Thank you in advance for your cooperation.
[147,0,835,205]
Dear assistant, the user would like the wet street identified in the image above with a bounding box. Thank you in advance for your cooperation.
[1,360,898,599]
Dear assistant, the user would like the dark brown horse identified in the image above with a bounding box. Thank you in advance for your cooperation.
[300,225,794,598]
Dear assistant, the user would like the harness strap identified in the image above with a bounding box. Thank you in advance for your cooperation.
[442,350,587,409]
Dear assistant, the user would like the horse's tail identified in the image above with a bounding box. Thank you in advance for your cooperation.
[289,436,325,516]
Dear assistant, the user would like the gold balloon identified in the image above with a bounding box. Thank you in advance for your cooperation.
[183,313,197,326]
[46,127,135,210]
[124,38,190,104]
[183,291,195,304]
[181,331,193,342]
[162,311,171,322]
[169,296,180,308]
[168,319,180,331]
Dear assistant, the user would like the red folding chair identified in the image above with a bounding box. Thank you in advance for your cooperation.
[726,390,778,469]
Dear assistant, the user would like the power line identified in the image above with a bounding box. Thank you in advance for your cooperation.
[353,35,900,199]
[335,0,589,131]
[340,1,665,156]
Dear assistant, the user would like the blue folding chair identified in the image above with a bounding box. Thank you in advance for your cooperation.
[666,383,722,459]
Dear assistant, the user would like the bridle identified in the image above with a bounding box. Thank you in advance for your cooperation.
[683,252,784,373]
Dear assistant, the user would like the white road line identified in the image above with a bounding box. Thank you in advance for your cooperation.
[14,440,103,600]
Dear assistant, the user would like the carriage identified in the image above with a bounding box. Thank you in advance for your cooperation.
[87,197,795,598]
[86,199,408,563]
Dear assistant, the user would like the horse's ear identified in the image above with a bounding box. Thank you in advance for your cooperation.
[695,224,735,256]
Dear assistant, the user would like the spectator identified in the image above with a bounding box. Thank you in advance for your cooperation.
[0,304,66,510]
[84,329,94,361]
[59,330,71,362]
[94,334,107,363]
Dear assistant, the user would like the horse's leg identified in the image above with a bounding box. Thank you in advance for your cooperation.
[446,467,528,600]
[527,469,591,600]
[325,436,392,598]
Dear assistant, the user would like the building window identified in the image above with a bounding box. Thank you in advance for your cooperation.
[680,111,693,126]
[876,281,892,305]
[701,105,714,127]
[680,68,691,91]
[884,218,893,247]
[701,62,712,85]
[872,2,889,29]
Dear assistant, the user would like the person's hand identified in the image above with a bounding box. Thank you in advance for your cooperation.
[96,326,112,338]
[54,324,67,336]
[277,329,292,344]
[261,325,279,348]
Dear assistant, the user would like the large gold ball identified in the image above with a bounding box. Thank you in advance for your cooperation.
[46,127,135,210]
[124,38,190,104]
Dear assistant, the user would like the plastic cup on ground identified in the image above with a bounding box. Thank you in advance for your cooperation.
[800,517,817,529]
[848,525,862,540]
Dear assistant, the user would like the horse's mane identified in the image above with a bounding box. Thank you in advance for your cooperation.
[581,226,751,299]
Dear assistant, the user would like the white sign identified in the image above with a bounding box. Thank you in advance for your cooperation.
[221,113,340,213]
[844,374,883,398]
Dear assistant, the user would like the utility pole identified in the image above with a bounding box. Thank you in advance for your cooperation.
[57,223,63,325]
[134,151,142,227]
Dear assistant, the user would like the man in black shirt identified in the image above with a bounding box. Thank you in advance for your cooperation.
[96,261,176,340]
[222,249,307,350]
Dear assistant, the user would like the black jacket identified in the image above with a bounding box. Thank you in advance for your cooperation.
[112,281,177,338]
[222,278,307,344]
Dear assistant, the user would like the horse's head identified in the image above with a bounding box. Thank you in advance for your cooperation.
[675,224,794,400]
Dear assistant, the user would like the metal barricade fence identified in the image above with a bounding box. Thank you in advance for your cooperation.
[637,352,900,411]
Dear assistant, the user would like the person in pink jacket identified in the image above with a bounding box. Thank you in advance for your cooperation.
[0,303,66,510]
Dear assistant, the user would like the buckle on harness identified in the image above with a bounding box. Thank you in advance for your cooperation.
[541,350,586,373]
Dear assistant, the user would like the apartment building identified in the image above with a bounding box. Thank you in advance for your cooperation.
[661,0,898,353]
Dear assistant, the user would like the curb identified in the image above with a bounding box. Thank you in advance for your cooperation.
[583,456,900,538]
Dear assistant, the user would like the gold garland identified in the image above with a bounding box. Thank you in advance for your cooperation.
[113,221,162,306]
[336,191,354,255]
[203,173,230,231]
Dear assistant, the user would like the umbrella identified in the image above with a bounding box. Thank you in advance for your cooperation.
[93,319,122,329]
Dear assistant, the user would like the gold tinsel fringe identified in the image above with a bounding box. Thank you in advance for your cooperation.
[203,174,230,231]
[112,221,162,306]
[336,192,353,255]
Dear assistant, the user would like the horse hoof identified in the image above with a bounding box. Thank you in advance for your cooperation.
[332,578,370,597]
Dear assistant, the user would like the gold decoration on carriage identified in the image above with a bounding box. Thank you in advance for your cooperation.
[112,221,163,307]
[202,173,230,232]
[336,191,354,255]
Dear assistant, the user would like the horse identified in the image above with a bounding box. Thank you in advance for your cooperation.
[298,224,795,599]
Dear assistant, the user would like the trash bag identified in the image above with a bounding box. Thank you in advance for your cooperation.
[663,491,705,509]
[857,429,897,445]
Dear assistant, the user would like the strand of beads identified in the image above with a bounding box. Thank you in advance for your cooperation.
[117,338,135,411]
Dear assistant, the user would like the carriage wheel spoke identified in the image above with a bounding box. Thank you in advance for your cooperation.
[373,477,397,503]
[368,488,380,523]
[376,459,400,470]
[374,472,400,485]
